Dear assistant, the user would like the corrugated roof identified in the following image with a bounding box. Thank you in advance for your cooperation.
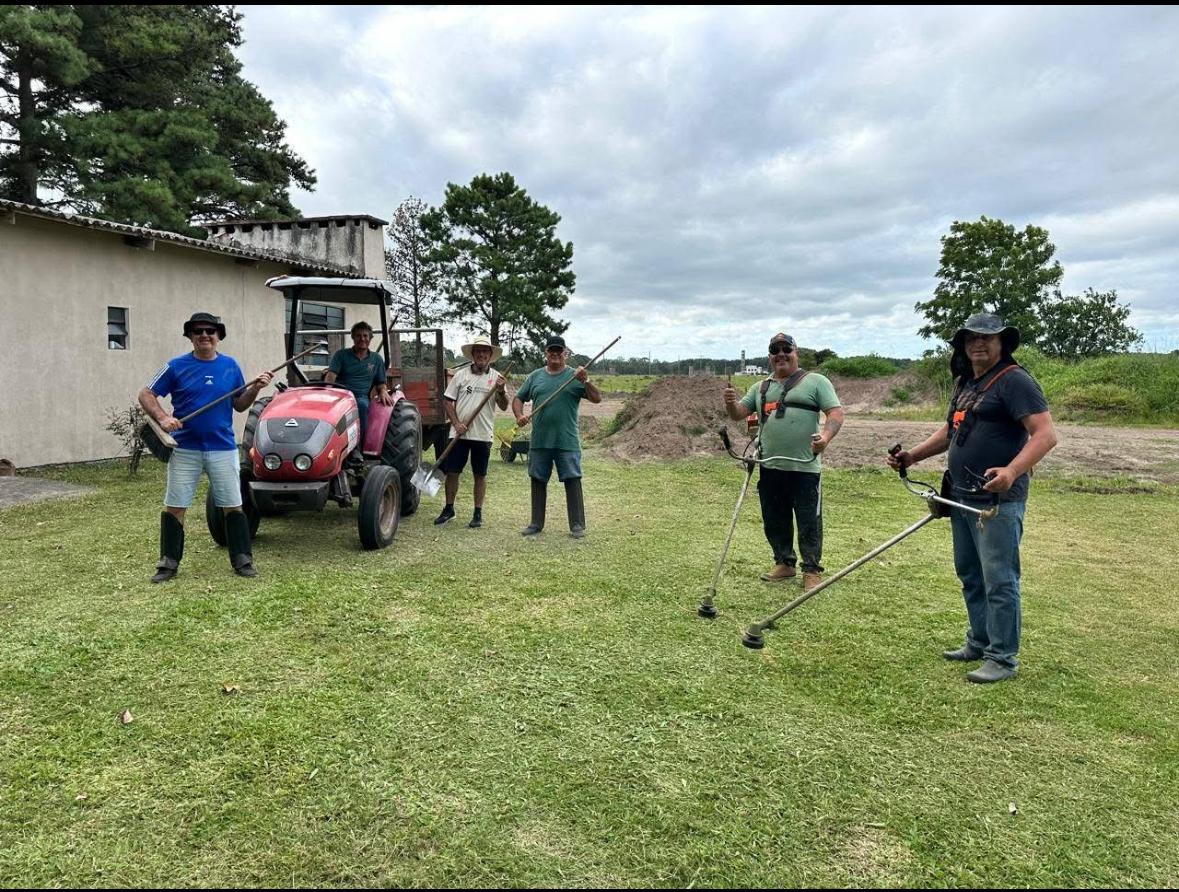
[207,213,388,228]
[0,198,356,275]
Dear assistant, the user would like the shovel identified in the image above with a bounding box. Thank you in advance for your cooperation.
[140,342,326,462]
[412,362,515,496]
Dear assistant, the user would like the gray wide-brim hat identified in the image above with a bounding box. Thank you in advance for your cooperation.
[951,312,1020,353]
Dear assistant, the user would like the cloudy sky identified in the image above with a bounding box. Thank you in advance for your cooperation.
[238,5,1179,361]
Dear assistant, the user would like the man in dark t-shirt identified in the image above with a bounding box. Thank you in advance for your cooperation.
[887,313,1058,684]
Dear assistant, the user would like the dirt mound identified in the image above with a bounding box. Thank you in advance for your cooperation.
[595,372,935,461]
[826,372,936,413]
[597,376,746,460]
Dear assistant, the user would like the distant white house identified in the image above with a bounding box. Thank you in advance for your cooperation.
[743,365,766,375]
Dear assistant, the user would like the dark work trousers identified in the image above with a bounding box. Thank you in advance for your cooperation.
[757,467,824,572]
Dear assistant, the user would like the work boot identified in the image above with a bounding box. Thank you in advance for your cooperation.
[521,478,546,536]
[469,507,483,529]
[434,504,456,526]
[942,644,984,662]
[760,563,796,582]
[151,512,184,583]
[224,510,258,578]
[966,660,1017,684]
[565,477,586,539]
[803,571,823,592]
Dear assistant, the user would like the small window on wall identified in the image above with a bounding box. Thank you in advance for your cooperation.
[108,307,129,350]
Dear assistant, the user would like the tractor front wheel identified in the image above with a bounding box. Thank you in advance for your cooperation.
[358,464,401,550]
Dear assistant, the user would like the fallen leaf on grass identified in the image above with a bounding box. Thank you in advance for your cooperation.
[118,709,134,725]
[221,684,241,695]
[1008,802,1018,815]
[75,792,88,801]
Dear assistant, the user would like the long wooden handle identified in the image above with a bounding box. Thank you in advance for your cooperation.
[433,362,515,465]
[528,335,620,418]
[175,341,326,424]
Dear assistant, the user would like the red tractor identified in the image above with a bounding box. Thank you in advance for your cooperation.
[205,276,446,549]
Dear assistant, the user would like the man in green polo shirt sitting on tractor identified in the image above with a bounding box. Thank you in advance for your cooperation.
[324,321,394,438]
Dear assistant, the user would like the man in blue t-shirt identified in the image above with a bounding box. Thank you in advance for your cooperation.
[138,312,273,582]
[324,321,392,440]
[887,313,1058,684]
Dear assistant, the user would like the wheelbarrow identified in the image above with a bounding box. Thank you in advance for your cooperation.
[499,434,530,463]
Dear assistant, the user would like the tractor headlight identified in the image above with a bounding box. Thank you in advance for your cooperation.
[264,453,282,471]
[294,454,313,472]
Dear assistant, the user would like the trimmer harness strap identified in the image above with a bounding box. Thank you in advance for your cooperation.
[950,362,1023,446]
[757,369,814,426]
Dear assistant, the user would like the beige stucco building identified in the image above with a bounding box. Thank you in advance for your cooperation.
[0,201,386,468]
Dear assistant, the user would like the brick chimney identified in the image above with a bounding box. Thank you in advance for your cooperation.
[206,214,388,277]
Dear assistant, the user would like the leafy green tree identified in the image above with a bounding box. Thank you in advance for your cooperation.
[421,172,574,348]
[0,6,91,203]
[385,196,444,328]
[917,216,1062,346]
[1,5,314,233]
[1039,288,1142,359]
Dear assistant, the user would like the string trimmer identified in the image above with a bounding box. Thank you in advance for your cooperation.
[738,443,999,649]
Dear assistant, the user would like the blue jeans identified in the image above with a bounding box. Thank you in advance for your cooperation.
[356,395,370,440]
[951,500,1026,668]
[528,448,582,482]
[165,448,241,508]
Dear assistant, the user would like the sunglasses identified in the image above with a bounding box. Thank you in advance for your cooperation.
[191,327,218,336]
[768,343,793,355]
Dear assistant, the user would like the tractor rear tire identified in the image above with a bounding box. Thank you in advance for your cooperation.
[381,399,421,517]
[358,464,401,550]
[239,396,286,517]
[206,474,261,546]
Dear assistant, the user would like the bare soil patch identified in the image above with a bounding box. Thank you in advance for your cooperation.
[592,375,1179,483]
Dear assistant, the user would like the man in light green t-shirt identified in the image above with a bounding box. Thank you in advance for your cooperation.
[512,335,602,538]
[723,332,844,589]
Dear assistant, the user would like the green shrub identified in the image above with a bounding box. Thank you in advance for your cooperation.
[1057,384,1148,416]
[911,348,1179,424]
[884,386,912,407]
[819,354,899,378]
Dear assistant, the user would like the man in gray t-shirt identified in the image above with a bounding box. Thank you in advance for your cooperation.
[887,313,1058,684]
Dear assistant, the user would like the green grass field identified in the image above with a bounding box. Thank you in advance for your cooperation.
[2,455,1177,886]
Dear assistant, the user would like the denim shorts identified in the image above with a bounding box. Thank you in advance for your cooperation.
[165,448,242,508]
[528,447,582,483]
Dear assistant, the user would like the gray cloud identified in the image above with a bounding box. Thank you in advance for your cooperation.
[239,5,1179,358]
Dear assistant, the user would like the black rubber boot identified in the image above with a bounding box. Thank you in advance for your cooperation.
[225,510,258,578]
[151,512,184,583]
[565,477,586,539]
[521,478,546,536]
